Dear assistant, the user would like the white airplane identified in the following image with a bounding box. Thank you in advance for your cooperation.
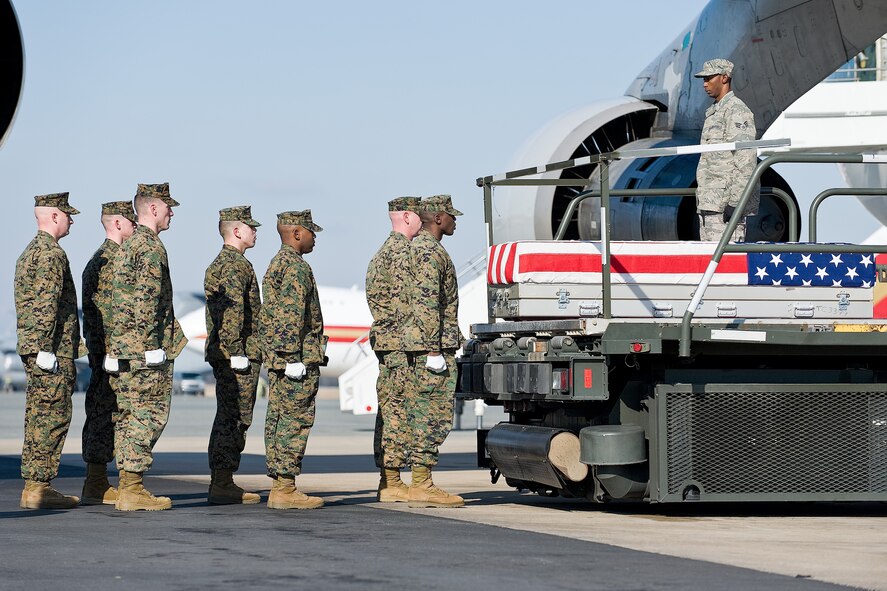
[178,285,373,379]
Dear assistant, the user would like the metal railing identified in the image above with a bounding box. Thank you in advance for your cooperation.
[808,187,887,242]
[678,153,887,357]
[477,142,887,357]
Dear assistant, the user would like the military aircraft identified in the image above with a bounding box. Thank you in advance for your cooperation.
[493,0,887,245]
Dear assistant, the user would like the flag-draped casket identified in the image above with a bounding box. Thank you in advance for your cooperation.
[487,241,887,320]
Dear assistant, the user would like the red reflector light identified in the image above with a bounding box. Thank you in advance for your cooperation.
[632,342,643,353]
[584,368,592,388]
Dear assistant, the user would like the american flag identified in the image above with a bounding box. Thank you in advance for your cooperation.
[487,241,879,288]
[747,252,875,287]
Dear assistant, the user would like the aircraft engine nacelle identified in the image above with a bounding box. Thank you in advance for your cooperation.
[491,97,798,243]
[0,0,23,148]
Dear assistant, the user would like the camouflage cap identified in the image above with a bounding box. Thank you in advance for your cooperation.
[277,209,323,232]
[135,182,179,207]
[101,200,137,223]
[420,194,463,216]
[34,192,79,215]
[388,196,421,212]
[694,58,734,78]
[219,205,261,227]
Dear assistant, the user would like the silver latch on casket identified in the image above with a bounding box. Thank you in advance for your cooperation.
[793,303,815,318]
[716,302,737,318]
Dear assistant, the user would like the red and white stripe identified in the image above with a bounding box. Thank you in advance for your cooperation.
[488,241,749,286]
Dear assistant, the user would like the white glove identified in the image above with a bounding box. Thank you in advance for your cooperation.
[36,351,58,373]
[425,354,447,373]
[145,349,167,366]
[103,356,119,373]
[230,355,249,370]
[284,362,306,380]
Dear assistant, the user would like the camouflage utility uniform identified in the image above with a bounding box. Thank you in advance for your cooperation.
[411,226,463,467]
[696,90,757,241]
[108,224,186,473]
[15,229,81,482]
[366,217,423,470]
[81,238,121,465]
[205,244,262,472]
[260,243,326,478]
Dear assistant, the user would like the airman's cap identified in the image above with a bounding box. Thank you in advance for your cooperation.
[420,194,463,216]
[219,205,261,227]
[102,200,137,223]
[388,196,421,212]
[34,192,79,215]
[694,58,734,78]
[277,209,323,232]
[136,182,179,207]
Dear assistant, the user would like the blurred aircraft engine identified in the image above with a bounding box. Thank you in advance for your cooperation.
[0,0,22,148]
[491,98,797,243]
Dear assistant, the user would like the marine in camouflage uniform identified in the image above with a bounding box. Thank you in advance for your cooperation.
[107,182,186,511]
[15,193,81,509]
[80,200,137,505]
[365,196,424,503]
[259,209,326,510]
[204,205,262,505]
[408,195,465,507]
[694,58,758,242]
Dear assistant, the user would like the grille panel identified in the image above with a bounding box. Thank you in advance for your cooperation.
[661,385,887,498]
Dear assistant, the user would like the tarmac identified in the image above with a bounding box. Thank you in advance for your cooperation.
[0,389,885,590]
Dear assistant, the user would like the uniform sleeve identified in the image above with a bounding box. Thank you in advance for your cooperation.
[412,243,443,352]
[31,250,64,352]
[210,261,249,357]
[726,106,758,207]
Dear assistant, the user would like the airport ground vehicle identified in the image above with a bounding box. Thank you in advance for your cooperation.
[456,145,887,504]
[173,371,206,396]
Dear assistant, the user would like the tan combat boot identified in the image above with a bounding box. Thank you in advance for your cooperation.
[377,467,410,503]
[20,480,79,509]
[208,469,261,505]
[267,475,323,510]
[81,463,118,505]
[115,470,172,511]
[408,465,464,508]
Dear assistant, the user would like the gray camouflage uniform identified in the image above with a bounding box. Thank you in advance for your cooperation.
[695,59,757,241]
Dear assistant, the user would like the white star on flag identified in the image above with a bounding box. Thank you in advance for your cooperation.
[785,266,798,279]
[845,267,859,280]
[863,280,872,288]
[802,279,812,286]
[755,267,768,279]
[832,280,843,287]
[815,267,829,279]
[769,254,783,267]
[830,254,843,267]
[799,254,814,267]
[860,255,873,268]
[771,279,782,285]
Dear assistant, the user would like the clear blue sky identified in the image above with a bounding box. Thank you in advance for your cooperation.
[0,0,879,351]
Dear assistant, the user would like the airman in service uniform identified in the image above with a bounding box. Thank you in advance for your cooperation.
[259,210,326,510]
[80,200,137,505]
[204,205,262,505]
[365,197,424,503]
[106,183,187,511]
[410,194,465,508]
[694,58,758,241]
[15,192,82,509]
